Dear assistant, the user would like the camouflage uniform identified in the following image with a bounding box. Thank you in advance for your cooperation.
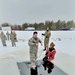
[10,31,16,47]
[13,31,18,42]
[28,37,41,67]
[0,31,7,46]
[43,30,51,50]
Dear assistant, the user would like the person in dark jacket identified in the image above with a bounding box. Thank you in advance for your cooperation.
[10,31,17,47]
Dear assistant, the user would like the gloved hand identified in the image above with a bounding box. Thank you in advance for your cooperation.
[43,55,48,62]
[42,33,44,35]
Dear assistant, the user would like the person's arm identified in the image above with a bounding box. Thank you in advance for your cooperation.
[48,31,51,38]
[42,33,45,36]
[50,50,56,61]
[42,31,46,36]
[38,38,42,46]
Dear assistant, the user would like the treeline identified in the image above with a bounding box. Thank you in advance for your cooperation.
[1,20,75,30]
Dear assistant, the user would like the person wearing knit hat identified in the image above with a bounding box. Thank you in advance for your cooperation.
[42,42,56,74]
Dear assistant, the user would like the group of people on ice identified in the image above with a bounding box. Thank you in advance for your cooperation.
[0,31,17,47]
[0,27,56,74]
[28,27,56,74]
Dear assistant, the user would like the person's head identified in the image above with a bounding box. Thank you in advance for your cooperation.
[33,31,38,39]
[46,27,49,31]
[50,42,55,48]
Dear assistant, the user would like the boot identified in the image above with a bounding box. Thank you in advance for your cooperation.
[42,63,46,70]
[43,47,46,51]
[47,68,52,74]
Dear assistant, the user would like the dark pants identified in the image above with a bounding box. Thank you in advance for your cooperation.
[42,56,54,74]
[31,67,38,75]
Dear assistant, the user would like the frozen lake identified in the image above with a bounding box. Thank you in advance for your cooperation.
[1,30,75,56]
[0,30,75,75]
[15,30,75,57]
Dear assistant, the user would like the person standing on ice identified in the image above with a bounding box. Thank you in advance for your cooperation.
[6,31,10,40]
[0,31,7,46]
[42,27,51,51]
[10,31,16,47]
[28,31,42,69]
[13,31,18,42]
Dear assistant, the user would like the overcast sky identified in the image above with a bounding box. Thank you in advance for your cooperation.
[0,0,75,25]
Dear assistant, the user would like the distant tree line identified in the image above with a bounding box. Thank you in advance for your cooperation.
[1,20,75,30]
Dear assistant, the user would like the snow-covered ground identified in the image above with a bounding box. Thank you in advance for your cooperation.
[0,30,75,75]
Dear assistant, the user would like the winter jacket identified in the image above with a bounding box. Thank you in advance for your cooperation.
[46,48,56,62]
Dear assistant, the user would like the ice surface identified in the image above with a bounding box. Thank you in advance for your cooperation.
[0,30,75,75]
